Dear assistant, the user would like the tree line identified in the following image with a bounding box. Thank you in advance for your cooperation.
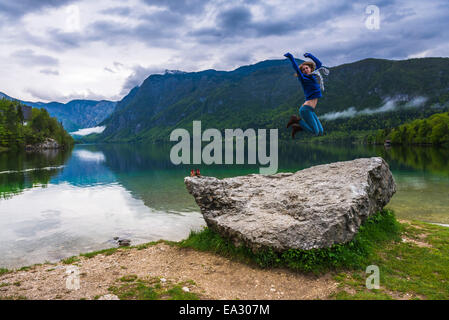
[365,111,449,146]
[0,98,74,152]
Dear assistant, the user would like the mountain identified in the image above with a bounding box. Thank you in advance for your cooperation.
[0,92,117,132]
[93,57,449,143]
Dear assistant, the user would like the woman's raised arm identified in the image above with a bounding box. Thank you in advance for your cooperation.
[304,53,322,69]
[284,52,305,79]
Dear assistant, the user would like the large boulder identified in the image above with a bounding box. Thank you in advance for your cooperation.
[184,157,396,251]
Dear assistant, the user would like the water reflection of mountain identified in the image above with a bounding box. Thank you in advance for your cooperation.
[96,143,200,212]
[3,142,448,206]
[0,149,72,199]
[89,142,449,213]
[90,142,378,212]
[50,145,116,186]
[97,142,378,172]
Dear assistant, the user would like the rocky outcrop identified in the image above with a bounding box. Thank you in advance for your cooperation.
[185,157,396,251]
[26,138,60,151]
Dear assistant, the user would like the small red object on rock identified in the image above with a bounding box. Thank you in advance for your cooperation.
[196,169,201,176]
[190,169,195,177]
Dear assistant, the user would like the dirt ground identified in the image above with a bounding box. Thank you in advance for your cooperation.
[0,242,339,300]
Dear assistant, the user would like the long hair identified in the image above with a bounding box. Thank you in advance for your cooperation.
[295,61,317,82]
[299,61,316,73]
[295,61,330,91]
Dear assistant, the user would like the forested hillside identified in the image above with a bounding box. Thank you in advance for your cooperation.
[0,92,116,132]
[366,111,449,145]
[0,99,74,152]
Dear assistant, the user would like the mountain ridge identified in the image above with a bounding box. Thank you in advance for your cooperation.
[93,56,449,142]
[4,56,449,142]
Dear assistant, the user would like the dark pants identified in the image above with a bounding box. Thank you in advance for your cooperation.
[299,105,324,136]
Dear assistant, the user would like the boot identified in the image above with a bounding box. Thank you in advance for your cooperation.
[291,123,302,139]
[286,115,300,128]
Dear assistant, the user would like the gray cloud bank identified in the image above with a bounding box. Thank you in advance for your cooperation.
[1,0,449,102]
[11,49,59,67]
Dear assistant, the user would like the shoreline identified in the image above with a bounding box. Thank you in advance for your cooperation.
[2,217,448,271]
[1,218,448,300]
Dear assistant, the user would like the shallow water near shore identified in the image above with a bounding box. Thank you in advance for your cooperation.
[1,142,449,268]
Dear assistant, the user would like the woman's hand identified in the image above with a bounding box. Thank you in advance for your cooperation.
[284,52,293,58]
[304,52,312,58]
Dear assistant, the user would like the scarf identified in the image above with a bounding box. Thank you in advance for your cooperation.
[311,67,330,91]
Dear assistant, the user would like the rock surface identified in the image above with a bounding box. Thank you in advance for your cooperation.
[26,138,60,151]
[115,238,131,247]
[185,157,396,251]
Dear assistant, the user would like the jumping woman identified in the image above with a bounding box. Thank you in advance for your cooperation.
[284,52,327,138]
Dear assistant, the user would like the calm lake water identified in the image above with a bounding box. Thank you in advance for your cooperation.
[1,142,449,268]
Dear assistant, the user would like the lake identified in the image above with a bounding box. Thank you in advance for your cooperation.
[1,142,449,268]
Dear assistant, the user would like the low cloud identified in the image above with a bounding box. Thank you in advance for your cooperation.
[40,68,59,75]
[120,65,165,95]
[99,6,132,16]
[189,5,301,43]
[141,0,208,15]
[11,49,59,67]
[71,126,106,136]
[32,9,187,51]
[0,0,77,18]
[25,87,117,103]
[321,96,428,121]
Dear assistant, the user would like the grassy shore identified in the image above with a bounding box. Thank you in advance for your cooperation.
[179,210,449,300]
[1,209,448,300]
[179,209,402,273]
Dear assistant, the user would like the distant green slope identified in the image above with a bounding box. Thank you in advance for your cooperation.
[94,57,449,142]
[366,111,449,145]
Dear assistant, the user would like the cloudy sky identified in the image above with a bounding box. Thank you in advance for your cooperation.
[0,0,448,103]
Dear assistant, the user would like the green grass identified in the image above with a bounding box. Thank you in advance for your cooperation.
[333,289,394,300]
[80,248,118,259]
[0,295,27,300]
[61,256,80,265]
[331,220,449,299]
[78,240,172,258]
[179,209,402,274]
[18,266,31,272]
[108,276,200,300]
[119,274,138,282]
[0,268,10,276]
[179,209,449,299]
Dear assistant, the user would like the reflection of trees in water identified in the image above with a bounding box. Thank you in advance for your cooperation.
[97,142,379,173]
[377,146,449,176]
[278,142,377,170]
[280,143,449,177]
[93,143,174,172]
[0,148,72,199]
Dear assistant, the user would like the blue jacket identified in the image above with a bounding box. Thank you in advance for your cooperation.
[284,52,322,100]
